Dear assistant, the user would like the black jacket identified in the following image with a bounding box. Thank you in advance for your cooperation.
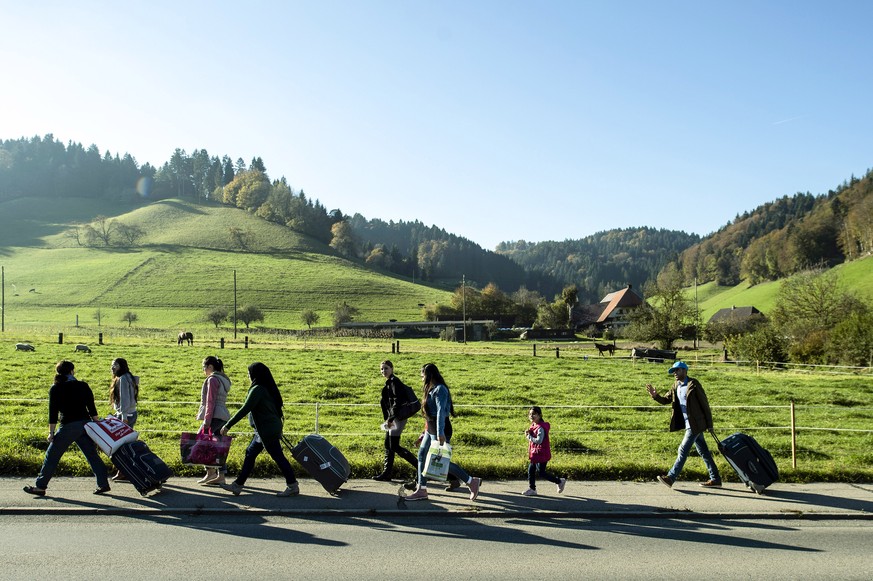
[380,375,416,422]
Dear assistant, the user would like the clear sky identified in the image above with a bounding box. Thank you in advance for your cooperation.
[2,1,872,250]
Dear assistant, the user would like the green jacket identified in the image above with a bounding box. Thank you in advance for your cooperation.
[225,384,284,441]
[652,376,714,435]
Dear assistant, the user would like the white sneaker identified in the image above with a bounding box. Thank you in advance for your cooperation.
[522,488,537,496]
[557,478,567,493]
[277,483,300,497]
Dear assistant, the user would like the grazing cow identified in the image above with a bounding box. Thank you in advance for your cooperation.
[178,331,194,346]
[594,342,616,356]
[75,344,92,353]
[15,343,35,352]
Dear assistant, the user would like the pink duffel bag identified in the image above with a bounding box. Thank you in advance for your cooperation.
[85,416,139,456]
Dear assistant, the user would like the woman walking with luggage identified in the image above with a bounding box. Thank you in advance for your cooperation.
[109,357,139,481]
[196,356,232,486]
[403,363,482,502]
[23,360,111,497]
[373,360,422,481]
[219,362,300,497]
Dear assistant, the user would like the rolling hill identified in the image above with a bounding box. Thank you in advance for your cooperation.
[0,198,452,332]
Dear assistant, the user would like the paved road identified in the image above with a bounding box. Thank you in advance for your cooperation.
[3,514,871,580]
[4,478,871,579]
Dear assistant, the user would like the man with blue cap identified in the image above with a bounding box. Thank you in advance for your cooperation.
[646,361,722,488]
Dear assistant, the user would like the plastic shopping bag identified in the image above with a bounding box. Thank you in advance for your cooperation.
[421,441,452,481]
[180,428,232,466]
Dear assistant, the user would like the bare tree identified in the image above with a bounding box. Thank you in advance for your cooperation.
[121,311,138,327]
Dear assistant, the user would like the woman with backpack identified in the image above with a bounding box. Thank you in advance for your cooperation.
[373,360,422,481]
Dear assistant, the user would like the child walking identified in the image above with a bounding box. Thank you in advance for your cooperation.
[523,406,567,496]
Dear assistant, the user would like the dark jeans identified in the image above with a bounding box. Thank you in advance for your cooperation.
[235,435,297,487]
[36,419,109,490]
[528,461,561,489]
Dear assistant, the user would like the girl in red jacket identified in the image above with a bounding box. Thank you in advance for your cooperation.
[523,406,567,496]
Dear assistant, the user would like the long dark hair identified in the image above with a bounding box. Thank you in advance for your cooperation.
[248,362,283,418]
[109,358,137,406]
[54,360,74,385]
[421,362,454,417]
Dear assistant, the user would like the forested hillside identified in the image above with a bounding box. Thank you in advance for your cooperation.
[671,171,873,286]
[495,228,700,303]
[346,214,558,296]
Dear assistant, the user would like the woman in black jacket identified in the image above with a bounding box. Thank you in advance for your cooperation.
[373,360,422,481]
[23,360,110,497]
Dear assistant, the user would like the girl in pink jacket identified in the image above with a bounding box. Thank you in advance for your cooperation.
[523,406,567,496]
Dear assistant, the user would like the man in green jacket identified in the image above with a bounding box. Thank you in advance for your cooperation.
[646,361,722,488]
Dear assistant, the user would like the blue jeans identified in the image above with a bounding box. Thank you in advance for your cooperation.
[235,435,297,487]
[417,432,470,487]
[36,419,109,490]
[668,429,721,481]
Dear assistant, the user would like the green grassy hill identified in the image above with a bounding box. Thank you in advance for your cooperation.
[0,198,451,331]
[692,254,873,321]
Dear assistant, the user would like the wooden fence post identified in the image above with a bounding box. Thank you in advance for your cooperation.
[790,400,797,469]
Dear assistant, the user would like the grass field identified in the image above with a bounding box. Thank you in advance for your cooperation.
[1,337,870,483]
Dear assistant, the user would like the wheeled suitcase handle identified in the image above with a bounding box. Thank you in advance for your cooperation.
[708,428,724,453]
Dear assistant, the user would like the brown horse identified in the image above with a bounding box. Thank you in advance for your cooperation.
[594,342,616,356]
[178,331,194,346]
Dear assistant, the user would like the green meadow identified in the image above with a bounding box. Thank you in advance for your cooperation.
[1,337,870,483]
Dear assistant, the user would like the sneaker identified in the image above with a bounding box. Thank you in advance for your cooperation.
[468,477,482,501]
[522,488,537,496]
[372,472,393,482]
[404,487,429,501]
[444,478,462,491]
[699,479,722,488]
[657,475,675,488]
[93,486,111,495]
[220,481,243,496]
[277,482,300,497]
[557,478,567,494]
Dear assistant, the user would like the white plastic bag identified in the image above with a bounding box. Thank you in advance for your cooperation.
[421,441,452,481]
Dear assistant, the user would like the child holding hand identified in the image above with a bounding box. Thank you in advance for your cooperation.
[523,406,567,496]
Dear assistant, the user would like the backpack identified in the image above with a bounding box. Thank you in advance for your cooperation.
[393,380,422,421]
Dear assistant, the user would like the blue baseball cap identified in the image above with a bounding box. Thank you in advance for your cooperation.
[668,361,688,374]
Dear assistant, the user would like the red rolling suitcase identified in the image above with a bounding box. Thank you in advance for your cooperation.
[284,434,350,496]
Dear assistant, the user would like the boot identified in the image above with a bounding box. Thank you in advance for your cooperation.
[198,467,218,485]
[373,452,395,481]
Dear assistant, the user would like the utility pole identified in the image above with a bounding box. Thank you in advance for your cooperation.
[462,274,467,344]
[1,266,4,333]
[233,270,238,339]
[694,277,699,350]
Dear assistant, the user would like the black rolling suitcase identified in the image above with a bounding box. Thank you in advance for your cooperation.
[112,440,173,496]
[284,434,350,496]
[710,429,778,495]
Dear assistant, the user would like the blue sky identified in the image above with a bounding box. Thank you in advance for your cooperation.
[2,1,871,249]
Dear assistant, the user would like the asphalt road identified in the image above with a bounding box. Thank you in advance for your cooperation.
[2,514,871,580]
